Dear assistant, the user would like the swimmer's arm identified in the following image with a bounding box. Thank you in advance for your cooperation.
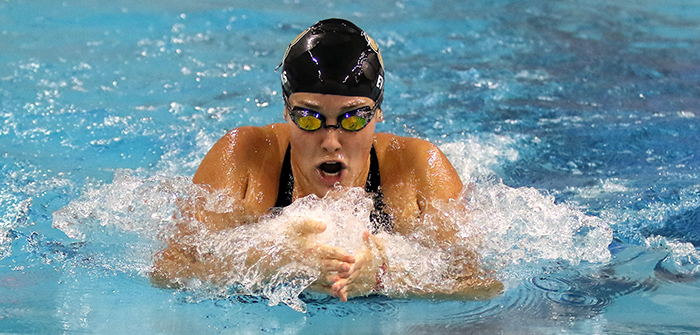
[408,142,503,298]
[331,139,502,300]
[331,231,503,301]
[190,126,269,230]
[151,219,357,290]
[150,239,229,287]
[393,139,464,247]
[243,219,355,278]
[152,126,279,286]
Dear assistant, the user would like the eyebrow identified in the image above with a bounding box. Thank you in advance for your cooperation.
[292,99,371,112]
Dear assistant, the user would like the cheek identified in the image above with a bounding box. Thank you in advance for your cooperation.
[293,129,321,142]
[288,131,322,161]
[345,130,375,159]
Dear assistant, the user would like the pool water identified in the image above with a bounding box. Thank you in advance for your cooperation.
[2,0,700,333]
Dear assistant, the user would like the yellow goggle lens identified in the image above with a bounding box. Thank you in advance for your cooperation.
[340,115,368,131]
[297,115,323,130]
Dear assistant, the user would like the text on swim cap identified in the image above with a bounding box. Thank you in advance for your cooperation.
[376,75,384,89]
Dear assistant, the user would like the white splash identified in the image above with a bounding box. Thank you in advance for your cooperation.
[464,177,613,275]
[0,190,31,260]
[273,187,373,254]
[51,148,614,311]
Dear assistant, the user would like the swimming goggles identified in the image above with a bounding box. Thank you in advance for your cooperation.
[285,100,378,132]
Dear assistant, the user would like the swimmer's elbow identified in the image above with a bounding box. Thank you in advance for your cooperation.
[149,268,180,289]
[149,242,213,288]
[149,246,187,288]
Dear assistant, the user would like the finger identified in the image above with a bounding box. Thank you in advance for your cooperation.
[336,270,351,279]
[331,278,349,298]
[316,245,356,263]
[345,266,363,282]
[332,269,363,292]
[328,264,352,282]
[321,259,351,273]
[330,254,364,283]
[332,278,348,291]
[336,279,372,302]
[293,219,327,235]
[335,283,349,302]
[333,264,363,294]
[316,273,341,288]
[328,284,349,301]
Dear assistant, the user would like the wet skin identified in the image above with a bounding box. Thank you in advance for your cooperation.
[152,92,503,301]
[285,93,378,199]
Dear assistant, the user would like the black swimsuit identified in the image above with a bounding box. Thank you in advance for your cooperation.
[274,145,393,233]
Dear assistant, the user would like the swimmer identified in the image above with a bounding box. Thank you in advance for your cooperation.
[152,18,502,301]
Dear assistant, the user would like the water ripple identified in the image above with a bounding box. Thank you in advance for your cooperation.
[529,270,657,316]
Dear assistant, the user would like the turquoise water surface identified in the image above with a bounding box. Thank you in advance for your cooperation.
[2,0,700,333]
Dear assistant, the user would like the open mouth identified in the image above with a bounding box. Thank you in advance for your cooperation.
[319,162,344,176]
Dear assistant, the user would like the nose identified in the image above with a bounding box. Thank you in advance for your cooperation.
[320,127,341,152]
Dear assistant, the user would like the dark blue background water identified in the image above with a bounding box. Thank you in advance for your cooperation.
[1,0,699,333]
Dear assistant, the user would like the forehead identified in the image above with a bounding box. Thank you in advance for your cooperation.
[288,92,374,111]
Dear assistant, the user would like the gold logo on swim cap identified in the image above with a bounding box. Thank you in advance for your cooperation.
[365,34,384,69]
[281,27,312,65]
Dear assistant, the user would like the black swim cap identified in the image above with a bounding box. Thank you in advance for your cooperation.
[280,18,384,105]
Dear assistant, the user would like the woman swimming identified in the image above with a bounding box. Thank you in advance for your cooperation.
[152,18,502,302]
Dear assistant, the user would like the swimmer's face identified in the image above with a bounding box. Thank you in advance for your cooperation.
[285,92,382,198]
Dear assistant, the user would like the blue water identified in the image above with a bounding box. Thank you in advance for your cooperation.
[2,0,700,333]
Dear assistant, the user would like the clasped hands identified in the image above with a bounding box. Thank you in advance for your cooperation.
[280,219,386,302]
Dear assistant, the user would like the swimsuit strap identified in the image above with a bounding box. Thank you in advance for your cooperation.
[366,146,393,233]
[365,146,381,193]
[274,144,294,208]
[274,144,393,233]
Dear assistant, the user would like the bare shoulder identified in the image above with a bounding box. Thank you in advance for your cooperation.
[374,132,462,199]
[209,123,289,156]
[374,132,435,152]
[193,123,290,188]
[374,133,452,171]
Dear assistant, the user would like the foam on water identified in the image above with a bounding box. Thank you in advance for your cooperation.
[603,183,700,279]
[0,191,31,260]
[52,170,193,276]
[469,178,613,276]
[49,135,614,312]
[1,0,699,331]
